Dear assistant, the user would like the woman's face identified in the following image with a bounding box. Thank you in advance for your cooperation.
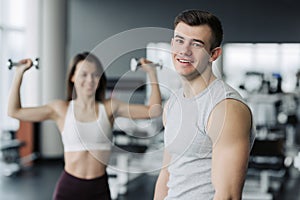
[71,60,101,97]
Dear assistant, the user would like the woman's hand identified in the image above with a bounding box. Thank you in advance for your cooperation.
[16,58,33,73]
[138,58,157,74]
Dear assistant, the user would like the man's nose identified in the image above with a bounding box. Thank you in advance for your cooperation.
[179,42,192,56]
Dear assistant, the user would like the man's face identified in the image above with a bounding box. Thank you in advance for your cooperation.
[171,22,213,80]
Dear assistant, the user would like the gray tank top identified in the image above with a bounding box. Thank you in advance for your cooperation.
[164,79,256,200]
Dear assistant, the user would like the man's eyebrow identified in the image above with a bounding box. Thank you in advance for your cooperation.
[174,34,205,45]
[174,34,184,39]
[192,39,205,44]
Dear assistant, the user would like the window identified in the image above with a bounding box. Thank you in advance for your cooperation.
[223,43,300,93]
[0,0,26,131]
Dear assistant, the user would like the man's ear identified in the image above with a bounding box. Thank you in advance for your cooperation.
[209,47,222,62]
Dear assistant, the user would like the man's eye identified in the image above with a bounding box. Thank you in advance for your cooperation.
[175,39,184,44]
[192,42,204,48]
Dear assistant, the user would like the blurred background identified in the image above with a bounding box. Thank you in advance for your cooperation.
[1,0,300,199]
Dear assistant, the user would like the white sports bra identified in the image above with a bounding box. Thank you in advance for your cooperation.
[61,101,113,152]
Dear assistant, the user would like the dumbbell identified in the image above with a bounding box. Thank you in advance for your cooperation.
[7,58,39,70]
[130,58,162,72]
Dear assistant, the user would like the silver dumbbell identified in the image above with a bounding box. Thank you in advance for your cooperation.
[7,58,39,70]
[130,58,162,72]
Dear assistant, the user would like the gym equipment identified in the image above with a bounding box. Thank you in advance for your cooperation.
[293,152,300,171]
[0,130,39,176]
[130,58,162,72]
[7,58,39,70]
[240,71,300,199]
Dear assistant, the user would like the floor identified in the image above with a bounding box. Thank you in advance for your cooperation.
[0,159,157,200]
[0,159,300,200]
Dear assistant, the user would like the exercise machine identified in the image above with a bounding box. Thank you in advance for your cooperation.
[0,130,39,176]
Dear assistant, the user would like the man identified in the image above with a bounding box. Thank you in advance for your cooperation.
[154,10,255,200]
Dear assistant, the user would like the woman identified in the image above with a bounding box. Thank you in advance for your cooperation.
[8,52,162,200]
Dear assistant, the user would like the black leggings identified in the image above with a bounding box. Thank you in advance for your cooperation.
[53,170,111,200]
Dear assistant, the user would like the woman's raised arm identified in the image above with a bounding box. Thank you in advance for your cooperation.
[7,59,57,122]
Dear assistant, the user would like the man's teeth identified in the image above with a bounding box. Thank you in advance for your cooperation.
[179,59,190,63]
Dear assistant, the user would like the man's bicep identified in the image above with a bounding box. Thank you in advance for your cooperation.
[211,135,250,198]
[208,99,251,198]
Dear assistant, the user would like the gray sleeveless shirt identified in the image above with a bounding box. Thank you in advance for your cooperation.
[164,79,256,200]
